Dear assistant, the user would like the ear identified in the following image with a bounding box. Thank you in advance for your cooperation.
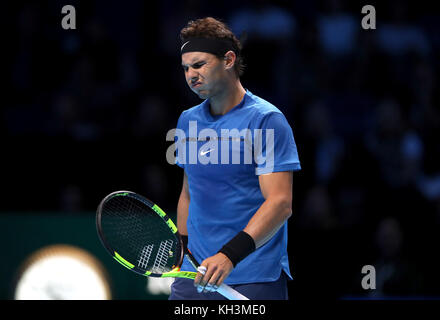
[223,51,236,71]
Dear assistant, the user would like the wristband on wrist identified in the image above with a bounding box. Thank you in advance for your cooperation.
[218,231,256,267]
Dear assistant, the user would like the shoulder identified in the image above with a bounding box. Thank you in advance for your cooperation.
[180,100,205,117]
[177,100,206,124]
[244,91,288,126]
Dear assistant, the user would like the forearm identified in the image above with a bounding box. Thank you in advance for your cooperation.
[177,172,190,236]
[218,196,292,267]
[244,196,292,248]
[177,191,189,235]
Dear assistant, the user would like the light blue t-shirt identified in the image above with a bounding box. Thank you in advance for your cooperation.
[175,90,301,284]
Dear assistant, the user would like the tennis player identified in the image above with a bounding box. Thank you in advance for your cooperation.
[169,17,301,300]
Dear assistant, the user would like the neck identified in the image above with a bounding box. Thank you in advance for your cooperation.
[209,78,246,116]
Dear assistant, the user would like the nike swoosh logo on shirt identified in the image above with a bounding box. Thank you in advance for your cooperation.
[200,148,214,156]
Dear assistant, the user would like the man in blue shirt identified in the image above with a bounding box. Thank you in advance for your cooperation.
[169,17,301,300]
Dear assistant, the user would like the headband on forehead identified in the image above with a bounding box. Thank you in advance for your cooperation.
[180,37,238,56]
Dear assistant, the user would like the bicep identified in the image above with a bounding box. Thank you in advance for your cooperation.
[181,171,190,200]
[258,171,293,204]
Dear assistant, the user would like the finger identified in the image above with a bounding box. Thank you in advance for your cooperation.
[215,271,229,288]
[198,266,218,292]
[195,266,208,292]
[204,268,223,293]
[207,270,223,292]
[199,265,217,293]
[193,266,206,287]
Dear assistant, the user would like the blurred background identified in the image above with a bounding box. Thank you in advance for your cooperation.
[2,0,440,300]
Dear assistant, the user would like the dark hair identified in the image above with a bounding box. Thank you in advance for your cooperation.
[180,17,245,77]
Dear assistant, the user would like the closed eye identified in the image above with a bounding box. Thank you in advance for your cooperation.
[192,62,205,69]
[182,61,206,72]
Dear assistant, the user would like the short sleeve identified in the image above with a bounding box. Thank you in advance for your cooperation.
[254,112,301,175]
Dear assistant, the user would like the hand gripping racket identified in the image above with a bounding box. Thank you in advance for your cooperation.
[96,190,249,300]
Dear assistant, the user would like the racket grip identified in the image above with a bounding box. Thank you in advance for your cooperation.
[217,283,249,300]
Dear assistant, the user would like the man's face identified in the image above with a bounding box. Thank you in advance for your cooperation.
[181,52,226,99]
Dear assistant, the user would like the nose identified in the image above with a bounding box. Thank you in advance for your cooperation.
[186,67,198,82]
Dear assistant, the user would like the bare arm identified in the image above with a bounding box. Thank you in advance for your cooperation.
[194,171,293,292]
[244,171,293,248]
[177,171,190,236]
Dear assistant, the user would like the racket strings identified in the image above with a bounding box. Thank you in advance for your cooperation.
[151,239,174,273]
[99,195,179,274]
[137,244,154,269]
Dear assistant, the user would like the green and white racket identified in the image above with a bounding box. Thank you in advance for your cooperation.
[96,190,248,300]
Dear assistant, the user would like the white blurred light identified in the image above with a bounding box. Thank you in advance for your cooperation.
[14,245,111,300]
[146,277,174,296]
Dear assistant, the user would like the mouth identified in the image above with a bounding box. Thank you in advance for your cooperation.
[191,82,202,88]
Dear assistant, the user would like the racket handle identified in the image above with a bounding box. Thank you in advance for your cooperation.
[217,283,249,300]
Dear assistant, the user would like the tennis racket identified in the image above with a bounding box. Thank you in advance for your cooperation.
[96,190,249,300]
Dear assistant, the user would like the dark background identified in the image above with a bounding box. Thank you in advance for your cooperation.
[2,0,440,300]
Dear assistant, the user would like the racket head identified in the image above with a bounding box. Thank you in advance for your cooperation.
[96,190,184,277]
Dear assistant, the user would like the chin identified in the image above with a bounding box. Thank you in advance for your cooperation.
[194,90,209,100]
